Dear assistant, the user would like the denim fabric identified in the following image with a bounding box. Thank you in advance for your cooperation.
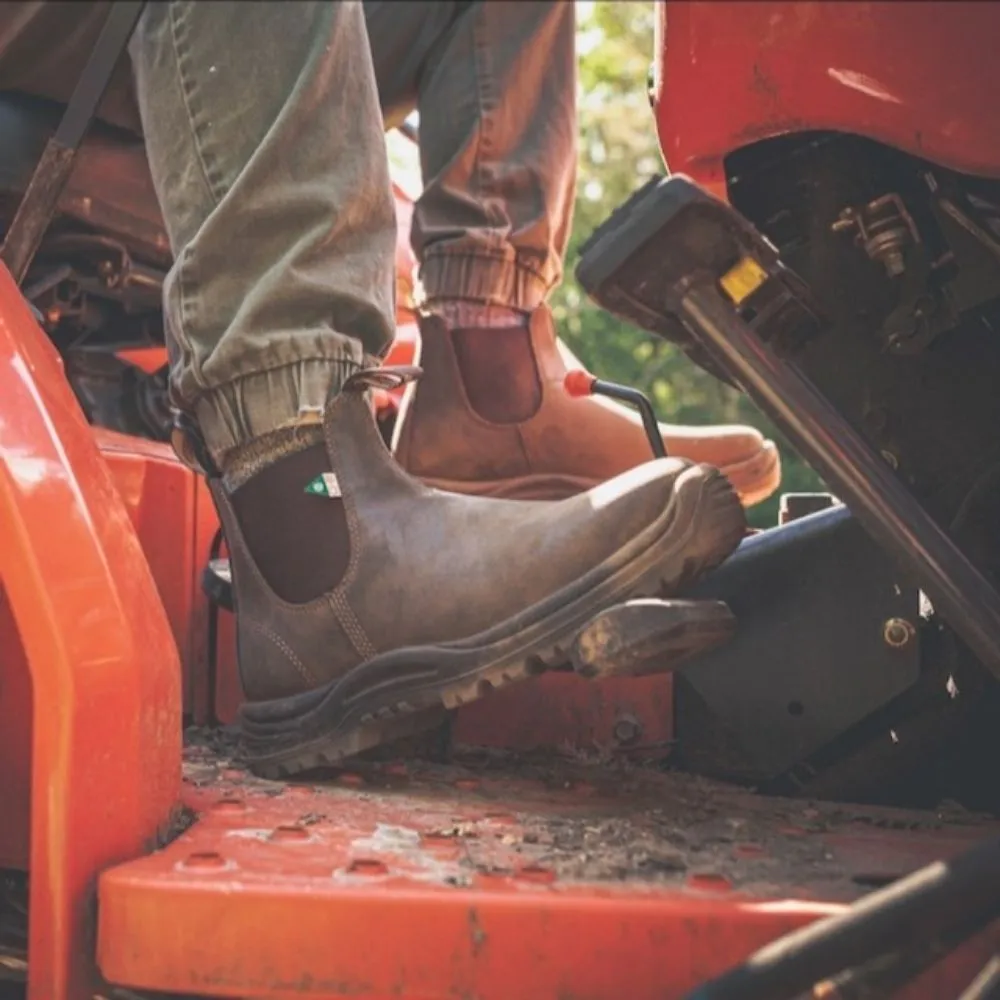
[0,1,577,460]
[364,0,577,311]
[130,1,397,460]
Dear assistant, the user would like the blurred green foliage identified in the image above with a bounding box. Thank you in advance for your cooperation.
[552,1,823,527]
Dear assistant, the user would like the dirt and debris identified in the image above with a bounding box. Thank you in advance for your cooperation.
[155,803,198,848]
[180,729,1000,901]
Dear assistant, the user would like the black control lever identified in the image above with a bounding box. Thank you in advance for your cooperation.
[564,369,666,459]
[576,173,1000,681]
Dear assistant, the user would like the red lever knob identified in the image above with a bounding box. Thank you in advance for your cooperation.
[564,369,596,398]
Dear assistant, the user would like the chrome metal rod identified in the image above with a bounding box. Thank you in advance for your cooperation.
[680,280,1000,680]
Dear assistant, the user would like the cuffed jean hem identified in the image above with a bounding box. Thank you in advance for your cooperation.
[420,249,555,313]
[193,351,366,462]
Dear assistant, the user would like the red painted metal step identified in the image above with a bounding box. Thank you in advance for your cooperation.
[97,741,1000,999]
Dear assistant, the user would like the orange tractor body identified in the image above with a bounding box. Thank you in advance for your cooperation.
[2,3,1000,998]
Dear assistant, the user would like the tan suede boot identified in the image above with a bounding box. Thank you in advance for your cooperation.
[392,307,781,507]
[214,368,746,777]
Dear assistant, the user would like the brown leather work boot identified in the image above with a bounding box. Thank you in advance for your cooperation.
[212,368,746,778]
[392,307,781,507]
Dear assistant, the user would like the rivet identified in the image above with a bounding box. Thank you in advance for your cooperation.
[348,858,388,876]
[484,812,516,825]
[212,798,246,814]
[182,851,227,870]
[420,833,455,848]
[515,864,556,885]
[474,868,514,888]
[687,872,732,893]
[270,825,310,842]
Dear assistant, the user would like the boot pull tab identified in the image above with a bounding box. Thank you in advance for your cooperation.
[342,364,424,394]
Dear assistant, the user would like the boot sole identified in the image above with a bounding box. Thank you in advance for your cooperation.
[239,464,745,778]
[417,440,781,508]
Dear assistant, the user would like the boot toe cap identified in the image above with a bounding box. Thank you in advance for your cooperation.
[570,456,742,576]
[662,423,765,464]
[661,425,782,507]
[585,456,694,524]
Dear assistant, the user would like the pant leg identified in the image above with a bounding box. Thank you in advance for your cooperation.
[130,0,397,463]
[364,0,577,313]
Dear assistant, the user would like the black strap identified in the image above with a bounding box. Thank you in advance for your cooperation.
[0,1,147,285]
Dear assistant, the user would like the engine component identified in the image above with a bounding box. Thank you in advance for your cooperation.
[832,192,919,278]
[722,132,1000,530]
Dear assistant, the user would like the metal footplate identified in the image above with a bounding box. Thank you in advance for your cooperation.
[576,174,1000,682]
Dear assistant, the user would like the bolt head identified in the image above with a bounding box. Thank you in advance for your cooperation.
[182,851,227,870]
[613,715,642,745]
[883,251,906,278]
[883,618,915,648]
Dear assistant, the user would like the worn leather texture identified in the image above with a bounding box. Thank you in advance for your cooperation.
[393,307,775,499]
[215,386,697,702]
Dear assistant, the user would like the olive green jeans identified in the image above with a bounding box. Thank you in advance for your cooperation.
[0,1,577,461]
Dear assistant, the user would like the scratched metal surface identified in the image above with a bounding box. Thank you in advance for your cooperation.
[175,732,999,901]
[93,734,1000,999]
